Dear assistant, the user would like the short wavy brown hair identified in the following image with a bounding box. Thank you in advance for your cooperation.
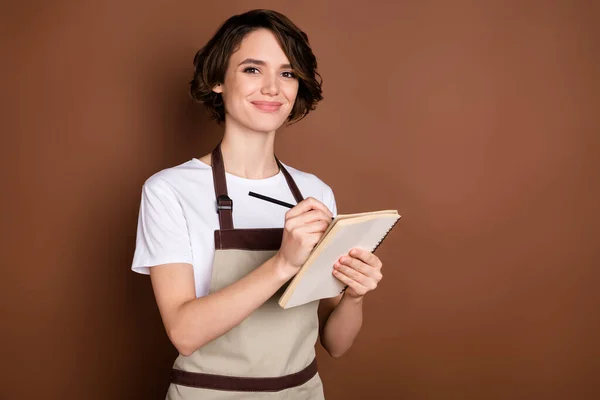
[190,9,323,125]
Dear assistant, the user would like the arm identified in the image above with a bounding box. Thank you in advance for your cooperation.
[318,293,363,358]
[150,197,333,356]
[150,254,292,356]
[318,248,384,358]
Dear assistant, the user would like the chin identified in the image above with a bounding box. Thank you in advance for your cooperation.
[251,122,284,133]
[246,116,287,133]
[225,110,288,134]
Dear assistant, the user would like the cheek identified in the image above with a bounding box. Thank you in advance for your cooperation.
[283,83,299,105]
[240,80,262,96]
[223,83,254,111]
[224,75,258,99]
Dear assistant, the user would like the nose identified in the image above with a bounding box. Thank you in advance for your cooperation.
[260,74,279,96]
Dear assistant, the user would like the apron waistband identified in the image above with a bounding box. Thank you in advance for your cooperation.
[170,358,317,392]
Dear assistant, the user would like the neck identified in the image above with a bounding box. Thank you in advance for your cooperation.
[219,121,280,180]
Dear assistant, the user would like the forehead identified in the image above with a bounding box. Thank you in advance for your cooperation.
[229,29,290,64]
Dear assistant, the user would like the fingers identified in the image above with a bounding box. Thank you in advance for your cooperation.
[332,268,369,295]
[348,248,383,270]
[287,221,329,248]
[334,257,378,288]
[295,209,332,225]
[285,197,333,220]
[298,220,330,234]
[336,256,370,277]
[285,209,332,233]
[332,251,384,297]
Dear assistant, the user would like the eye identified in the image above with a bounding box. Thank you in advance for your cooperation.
[281,71,296,79]
[243,67,260,74]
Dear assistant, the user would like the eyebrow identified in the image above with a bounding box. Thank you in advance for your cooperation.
[238,58,292,69]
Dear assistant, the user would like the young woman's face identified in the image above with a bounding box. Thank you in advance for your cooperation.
[214,29,299,134]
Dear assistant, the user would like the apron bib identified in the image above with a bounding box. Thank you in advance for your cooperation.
[166,142,325,400]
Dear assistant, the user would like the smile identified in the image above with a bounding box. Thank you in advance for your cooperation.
[251,101,282,112]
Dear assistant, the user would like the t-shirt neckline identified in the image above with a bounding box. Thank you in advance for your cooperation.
[190,158,285,185]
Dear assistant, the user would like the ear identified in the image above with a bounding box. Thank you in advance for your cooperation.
[212,83,223,94]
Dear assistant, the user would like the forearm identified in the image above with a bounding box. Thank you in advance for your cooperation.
[170,254,292,355]
[321,292,364,358]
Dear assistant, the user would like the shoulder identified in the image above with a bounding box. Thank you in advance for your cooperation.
[280,162,334,194]
[141,159,212,196]
[280,162,336,213]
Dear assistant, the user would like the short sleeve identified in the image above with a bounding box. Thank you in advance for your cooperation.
[323,184,338,218]
[131,177,193,274]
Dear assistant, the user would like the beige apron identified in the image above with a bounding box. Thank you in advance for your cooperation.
[166,142,325,399]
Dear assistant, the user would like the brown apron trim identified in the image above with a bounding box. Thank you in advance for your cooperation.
[170,358,317,392]
[215,228,283,251]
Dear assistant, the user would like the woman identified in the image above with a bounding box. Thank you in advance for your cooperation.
[131,9,384,399]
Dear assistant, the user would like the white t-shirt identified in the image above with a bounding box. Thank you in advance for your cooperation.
[131,158,338,298]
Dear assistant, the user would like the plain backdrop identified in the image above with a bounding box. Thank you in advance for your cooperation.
[1,1,599,399]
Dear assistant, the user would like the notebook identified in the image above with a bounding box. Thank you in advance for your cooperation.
[278,210,401,309]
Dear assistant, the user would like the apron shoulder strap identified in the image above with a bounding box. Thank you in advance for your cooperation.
[276,157,304,204]
[211,143,234,230]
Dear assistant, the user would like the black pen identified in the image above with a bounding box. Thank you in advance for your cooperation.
[248,191,296,209]
[248,191,335,220]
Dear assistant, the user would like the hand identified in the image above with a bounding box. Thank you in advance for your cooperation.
[276,197,333,278]
[332,248,383,299]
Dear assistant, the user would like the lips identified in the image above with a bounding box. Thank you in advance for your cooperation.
[251,101,283,112]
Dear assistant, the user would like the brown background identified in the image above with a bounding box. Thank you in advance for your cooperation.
[1,1,599,399]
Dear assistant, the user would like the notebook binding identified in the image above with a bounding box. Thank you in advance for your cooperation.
[371,217,400,253]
